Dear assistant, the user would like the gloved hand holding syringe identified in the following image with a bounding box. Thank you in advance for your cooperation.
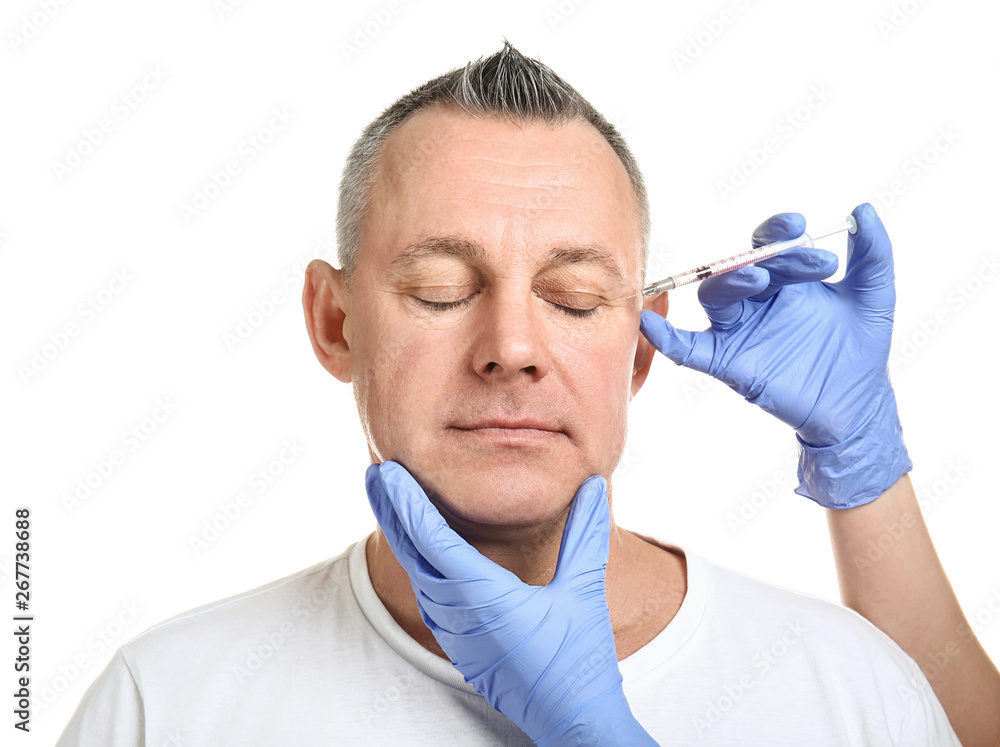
[624,214,858,298]
[639,204,911,508]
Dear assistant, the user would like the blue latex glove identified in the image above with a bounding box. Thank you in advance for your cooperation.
[365,461,657,746]
[639,203,911,509]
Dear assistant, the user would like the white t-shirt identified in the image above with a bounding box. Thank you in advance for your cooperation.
[57,535,960,746]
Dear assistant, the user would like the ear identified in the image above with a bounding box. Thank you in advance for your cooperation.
[630,291,668,398]
[302,259,352,383]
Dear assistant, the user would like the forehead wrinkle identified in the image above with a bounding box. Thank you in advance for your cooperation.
[452,175,577,192]
[442,196,579,211]
[453,156,569,169]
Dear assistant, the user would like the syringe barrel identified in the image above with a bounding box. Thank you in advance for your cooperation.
[710,233,814,274]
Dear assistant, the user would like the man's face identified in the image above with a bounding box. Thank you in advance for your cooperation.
[337,106,655,529]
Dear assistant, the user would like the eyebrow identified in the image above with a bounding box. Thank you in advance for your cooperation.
[388,236,626,282]
[388,236,489,271]
[544,244,625,283]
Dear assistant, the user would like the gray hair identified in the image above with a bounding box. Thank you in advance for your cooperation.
[336,41,650,285]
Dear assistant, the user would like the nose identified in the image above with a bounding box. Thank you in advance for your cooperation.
[471,286,553,382]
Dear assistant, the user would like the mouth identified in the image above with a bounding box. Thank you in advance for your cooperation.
[450,419,565,448]
[455,418,561,432]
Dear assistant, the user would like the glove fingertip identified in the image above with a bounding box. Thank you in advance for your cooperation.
[365,462,388,515]
[699,265,769,305]
[752,212,806,247]
[639,308,664,332]
[807,248,839,280]
[365,462,425,576]
[579,474,609,509]
[815,247,839,266]
[851,202,878,228]
[378,461,429,514]
[556,476,611,580]
[640,311,692,366]
[848,203,890,250]
[377,459,404,484]
[843,203,894,288]
[568,476,608,534]
[369,461,415,521]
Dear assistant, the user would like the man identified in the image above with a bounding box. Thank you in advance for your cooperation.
[59,43,995,745]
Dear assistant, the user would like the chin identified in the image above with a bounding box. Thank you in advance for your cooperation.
[420,460,580,530]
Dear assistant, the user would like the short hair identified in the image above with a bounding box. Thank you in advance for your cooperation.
[336,41,650,285]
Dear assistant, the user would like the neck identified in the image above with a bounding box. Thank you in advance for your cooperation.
[366,498,687,661]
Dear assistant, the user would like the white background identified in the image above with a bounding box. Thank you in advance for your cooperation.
[2,0,998,742]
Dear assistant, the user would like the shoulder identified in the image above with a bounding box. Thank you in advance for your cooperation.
[58,543,364,745]
[118,543,356,672]
[690,550,929,682]
[642,537,895,648]
[699,554,872,620]
[624,545,959,745]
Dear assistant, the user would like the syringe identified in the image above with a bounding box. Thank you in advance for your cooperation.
[631,215,858,298]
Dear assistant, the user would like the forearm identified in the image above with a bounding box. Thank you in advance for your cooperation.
[826,473,1000,747]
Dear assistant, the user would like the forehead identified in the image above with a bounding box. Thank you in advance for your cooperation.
[363,106,642,281]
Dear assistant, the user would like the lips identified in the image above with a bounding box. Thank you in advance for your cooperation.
[453,418,561,432]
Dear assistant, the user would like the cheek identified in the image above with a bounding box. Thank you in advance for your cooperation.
[352,309,454,450]
[565,313,638,387]
[557,319,637,450]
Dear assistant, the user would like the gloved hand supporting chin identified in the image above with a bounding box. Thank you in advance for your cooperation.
[365,461,658,745]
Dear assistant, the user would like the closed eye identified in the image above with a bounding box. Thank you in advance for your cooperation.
[548,302,599,318]
[414,296,475,312]
[409,284,478,313]
[543,290,603,317]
